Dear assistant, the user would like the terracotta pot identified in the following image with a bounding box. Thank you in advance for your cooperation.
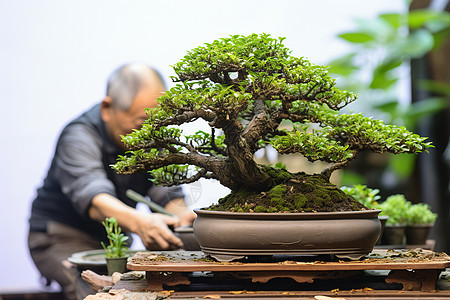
[193,209,381,261]
[381,225,406,245]
[405,224,433,245]
[106,256,128,275]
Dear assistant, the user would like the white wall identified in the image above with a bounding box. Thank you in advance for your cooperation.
[0,0,405,290]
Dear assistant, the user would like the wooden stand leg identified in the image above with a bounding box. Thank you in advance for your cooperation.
[386,269,441,291]
[145,271,191,291]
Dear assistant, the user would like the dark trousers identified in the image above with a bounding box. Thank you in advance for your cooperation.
[28,221,101,300]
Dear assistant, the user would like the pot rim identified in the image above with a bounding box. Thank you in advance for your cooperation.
[194,209,381,220]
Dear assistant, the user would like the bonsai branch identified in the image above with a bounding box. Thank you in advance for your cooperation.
[158,109,216,127]
[210,128,227,156]
[321,152,356,179]
[160,168,218,186]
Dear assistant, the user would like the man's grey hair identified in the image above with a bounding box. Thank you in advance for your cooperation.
[106,64,166,110]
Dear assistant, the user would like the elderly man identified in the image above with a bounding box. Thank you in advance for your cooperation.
[28,63,196,299]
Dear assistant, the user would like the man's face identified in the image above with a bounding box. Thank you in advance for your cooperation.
[102,82,164,149]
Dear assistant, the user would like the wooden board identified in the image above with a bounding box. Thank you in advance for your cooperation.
[127,249,450,272]
[126,249,450,292]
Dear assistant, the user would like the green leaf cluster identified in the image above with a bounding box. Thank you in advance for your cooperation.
[170,33,357,112]
[405,203,438,225]
[121,123,182,149]
[333,9,450,79]
[184,130,226,156]
[341,184,381,209]
[172,33,290,80]
[342,185,438,225]
[377,194,438,225]
[329,8,450,123]
[100,217,129,258]
[112,148,164,174]
[270,124,353,163]
[329,7,449,183]
[150,164,193,186]
[271,101,432,165]
[377,194,411,225]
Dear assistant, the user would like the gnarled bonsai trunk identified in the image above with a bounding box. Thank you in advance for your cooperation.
[223,133,273,192]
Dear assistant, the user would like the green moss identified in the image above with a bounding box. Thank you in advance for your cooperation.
[270,198,284,206]
[261,165,293,185]
[269,185,286,198]
[351,202,361,211]
[275,204,284,211]
[268,207,278,213]
[254,205,268,213]
[299,182,315,193]
[269,185,286,206]
[294,194,308,210]
[204,173,367,213]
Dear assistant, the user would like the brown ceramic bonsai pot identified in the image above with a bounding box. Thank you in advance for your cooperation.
[193,209,382,261]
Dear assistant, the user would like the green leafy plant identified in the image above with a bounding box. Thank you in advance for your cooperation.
[406,203,437,225]
[341,184,381,209]
[112,33,432,213]
[377,194,411,225]
[101,217,129,258]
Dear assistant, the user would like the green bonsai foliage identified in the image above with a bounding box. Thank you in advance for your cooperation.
[405,203,437,225]
[101,217,129,258]
[112,33,432,212]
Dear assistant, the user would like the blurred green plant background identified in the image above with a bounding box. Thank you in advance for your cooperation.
[328,3,450,200]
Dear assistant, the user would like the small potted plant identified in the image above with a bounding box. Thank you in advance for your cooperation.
[101,217,129,275]
[405,203,437,245]
[377,195,411,245]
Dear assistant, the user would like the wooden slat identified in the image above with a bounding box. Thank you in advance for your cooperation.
[127,249,450,272]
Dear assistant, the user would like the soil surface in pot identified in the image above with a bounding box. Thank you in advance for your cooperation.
[205,173,366,213]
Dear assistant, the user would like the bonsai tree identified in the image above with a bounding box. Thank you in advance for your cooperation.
[112,33,432,213]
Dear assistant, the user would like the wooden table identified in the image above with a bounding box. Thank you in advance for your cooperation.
[126,249,450,293]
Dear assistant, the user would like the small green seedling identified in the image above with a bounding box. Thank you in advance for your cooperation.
[101,217,129,258]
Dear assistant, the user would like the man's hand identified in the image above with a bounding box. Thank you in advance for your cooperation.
[134,211,183,250]
[89,193,183,250]
[175,209,197,227]
[164,198,197,227]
